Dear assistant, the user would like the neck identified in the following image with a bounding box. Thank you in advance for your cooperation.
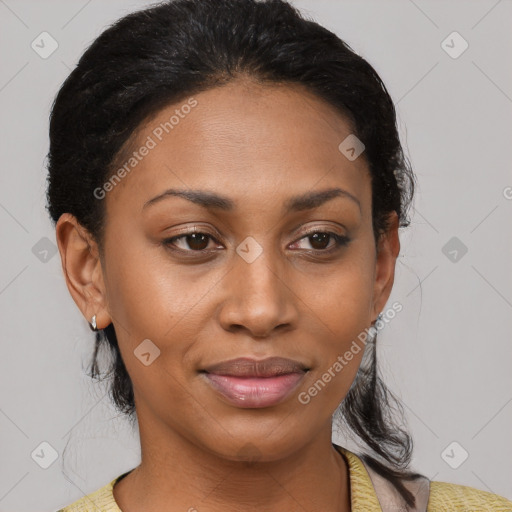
[114,415,351,512]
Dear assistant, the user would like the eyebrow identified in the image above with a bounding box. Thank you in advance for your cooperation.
[142,187,361,214]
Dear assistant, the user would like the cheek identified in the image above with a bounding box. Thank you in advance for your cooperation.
[296,248,375,400]
[304,249,375,335]
[103,240,219,339]
[99,243,208,389]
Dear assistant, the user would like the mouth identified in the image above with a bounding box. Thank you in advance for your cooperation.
[199,357,310,408]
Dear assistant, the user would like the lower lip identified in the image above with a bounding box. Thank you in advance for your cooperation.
[201,372,306,408]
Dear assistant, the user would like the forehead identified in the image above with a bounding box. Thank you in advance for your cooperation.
[105,79,371,214]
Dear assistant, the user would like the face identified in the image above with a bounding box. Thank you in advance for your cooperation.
[57,78,399,462]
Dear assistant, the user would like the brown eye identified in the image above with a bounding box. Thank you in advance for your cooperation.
[164,232,218,252]
[291,231,349,252]
[184,233,210,250]
[308,232,330,250]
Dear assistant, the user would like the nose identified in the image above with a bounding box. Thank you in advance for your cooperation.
[217,246,299,338]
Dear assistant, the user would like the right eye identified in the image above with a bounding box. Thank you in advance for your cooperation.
[162,231,223,252]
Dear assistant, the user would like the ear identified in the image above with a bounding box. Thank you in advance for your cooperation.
[371,211,400,321]
[55,213,111,330]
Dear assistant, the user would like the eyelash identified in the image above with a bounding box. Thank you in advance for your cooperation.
[162,229,350,257]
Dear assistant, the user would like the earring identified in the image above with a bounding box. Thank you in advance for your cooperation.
[89,314,98,331]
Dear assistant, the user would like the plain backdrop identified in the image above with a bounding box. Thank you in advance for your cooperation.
[0,0,511,510]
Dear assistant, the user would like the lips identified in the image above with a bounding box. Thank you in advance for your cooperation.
[200,357,309,408]
[201,356,309,378]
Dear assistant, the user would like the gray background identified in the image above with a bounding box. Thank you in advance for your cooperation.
[0,0,511,510]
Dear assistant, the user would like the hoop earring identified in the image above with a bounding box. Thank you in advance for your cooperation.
[89,314,98,331]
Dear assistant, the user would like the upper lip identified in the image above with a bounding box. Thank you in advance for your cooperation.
[202,357,309,377]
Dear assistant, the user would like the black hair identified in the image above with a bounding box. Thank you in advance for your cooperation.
[46,0,419,505]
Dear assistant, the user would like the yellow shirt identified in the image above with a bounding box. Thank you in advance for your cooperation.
[57,446,512,511]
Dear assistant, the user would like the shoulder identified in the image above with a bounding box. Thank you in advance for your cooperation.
[428,480,512,511]
[56,476,121,512]
[336,444,512,511]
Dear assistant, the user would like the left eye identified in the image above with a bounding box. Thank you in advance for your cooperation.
[290,231,349,251]
[164,232,220,251]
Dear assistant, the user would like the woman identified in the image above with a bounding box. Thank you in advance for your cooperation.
[48,0,512,510]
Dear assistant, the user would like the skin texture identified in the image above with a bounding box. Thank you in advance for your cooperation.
[56,78,400,512]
